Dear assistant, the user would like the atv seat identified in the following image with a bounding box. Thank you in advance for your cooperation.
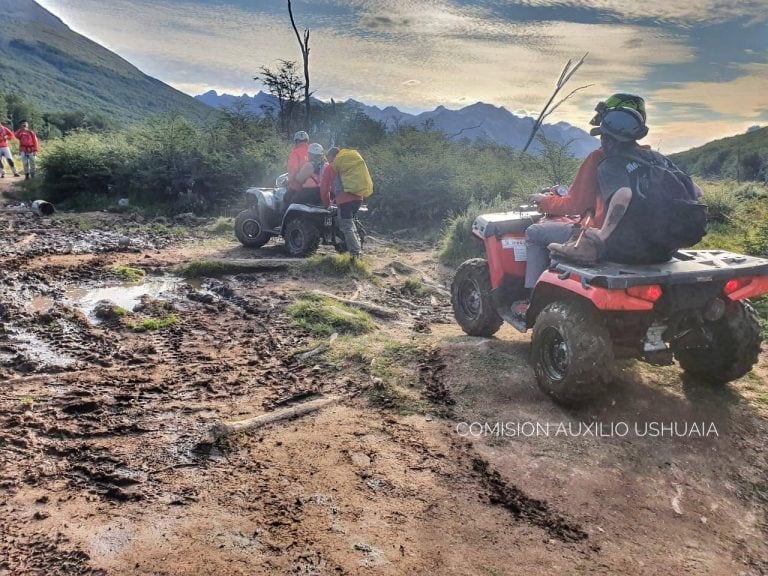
[473,211,543,238]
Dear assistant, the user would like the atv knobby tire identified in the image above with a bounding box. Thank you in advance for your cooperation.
[674,300,762,385]
[531,299,614,404]
[451,258,503,337]
[284,218,321,257]
[235,210,271,248]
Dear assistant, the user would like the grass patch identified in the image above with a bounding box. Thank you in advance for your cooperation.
[400,277,436,297]
[128,314,178,332]
[175,260,231,278]
[111,265,146,282]
[206,217,235,235]
[175,259,294,278]
[305,253,373,279]
[327,333,432,415]
[288,293,376,336]
[753,295,768,339]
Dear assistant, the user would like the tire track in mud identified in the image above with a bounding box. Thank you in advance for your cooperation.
[414,350,589,543]
[381,415,589,546]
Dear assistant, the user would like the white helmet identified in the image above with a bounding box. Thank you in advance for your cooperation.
[308,143,324,156]
[293,130,309,143]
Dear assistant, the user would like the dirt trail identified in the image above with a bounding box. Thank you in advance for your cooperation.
[1,210,767,575]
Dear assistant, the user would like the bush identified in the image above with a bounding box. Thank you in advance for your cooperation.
[438,196,520,267]
[39,113,284,213]
[700,181,739,225]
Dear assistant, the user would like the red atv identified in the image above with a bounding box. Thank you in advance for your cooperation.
[451,208,768,403]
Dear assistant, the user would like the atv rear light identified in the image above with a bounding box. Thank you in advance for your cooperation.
[627,285,663,302]
[724,277,752,295]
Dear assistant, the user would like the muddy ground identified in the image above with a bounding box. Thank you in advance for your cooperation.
[1,183,768,575]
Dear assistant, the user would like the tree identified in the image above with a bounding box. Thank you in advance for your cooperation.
[523,53,592,153]
[288,0,311,126]
[536,132,580,185]
[255,59,305,137]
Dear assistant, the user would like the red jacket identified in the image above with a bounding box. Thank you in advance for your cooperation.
[287,142,308,191]
[0,125,15,148]
[537,148,605,227]
[15,128,39,153]
[320,163,362,207]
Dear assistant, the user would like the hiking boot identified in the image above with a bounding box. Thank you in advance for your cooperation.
[1,173,4,178]
[509,300,529,332]
[24,174,29,180]
[13,173,20,177]
[548,230,604,264]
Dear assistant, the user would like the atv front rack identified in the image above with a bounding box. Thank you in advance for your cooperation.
[552,250,768,289]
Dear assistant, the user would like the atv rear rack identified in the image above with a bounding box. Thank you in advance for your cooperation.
[551,250,768,289]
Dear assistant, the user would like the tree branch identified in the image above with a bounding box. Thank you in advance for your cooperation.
[523,52,589,153]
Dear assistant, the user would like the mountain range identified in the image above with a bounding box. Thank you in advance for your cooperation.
[196,90,600,158]
[0,0,212,122]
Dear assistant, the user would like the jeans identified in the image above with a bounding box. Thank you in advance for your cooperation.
[0,147,18,175]
[524,221,576,289]
[20,151,36,177]
[338,200,363,255]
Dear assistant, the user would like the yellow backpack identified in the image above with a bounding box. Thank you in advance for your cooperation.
[333,148,373,198]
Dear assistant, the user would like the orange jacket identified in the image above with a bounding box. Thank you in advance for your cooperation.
[0,125,14,148]
[537,148,605,227]
[14,128,39,153]
[287,142,308,191]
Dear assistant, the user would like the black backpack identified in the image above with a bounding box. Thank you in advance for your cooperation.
[619,152,708,258]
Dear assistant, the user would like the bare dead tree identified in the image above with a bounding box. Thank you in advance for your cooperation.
[288,0,311,126]
[523,53,591,153]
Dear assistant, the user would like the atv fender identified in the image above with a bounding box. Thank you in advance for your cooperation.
[280,204,333,235]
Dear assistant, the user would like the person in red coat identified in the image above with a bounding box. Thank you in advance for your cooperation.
[286,130,309,196]
[14,120,40,180]
[0,122,21,178]
[507,94,647,329]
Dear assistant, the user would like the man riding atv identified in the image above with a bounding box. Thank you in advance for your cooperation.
[510,93,649,329]
[234,144,368,257]
[451,97,766,404]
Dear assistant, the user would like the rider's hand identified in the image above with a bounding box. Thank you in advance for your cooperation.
[527,193,547,205]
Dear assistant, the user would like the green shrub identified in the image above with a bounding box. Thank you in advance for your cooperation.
[701,182,738,225]
[439,197,520,267]
[39,113,284,213]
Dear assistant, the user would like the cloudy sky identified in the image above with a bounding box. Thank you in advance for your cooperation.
[38,0,768,152]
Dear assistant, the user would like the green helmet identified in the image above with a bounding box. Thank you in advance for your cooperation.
[590,93,646,126]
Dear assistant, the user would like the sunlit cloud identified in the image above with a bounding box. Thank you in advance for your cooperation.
[651,63,768,118]
[499,0,768,24]
[36,0,767,151]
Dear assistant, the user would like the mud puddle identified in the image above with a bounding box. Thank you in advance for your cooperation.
[5,328,77,369]
[67,276,185,320]
[24,275,188,321]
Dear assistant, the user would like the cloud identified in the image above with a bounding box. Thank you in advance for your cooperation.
[499,0,768,25]
[36,0,758,151]
[651,63,768,117]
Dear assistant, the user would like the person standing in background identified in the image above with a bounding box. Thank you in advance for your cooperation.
[0,121,21,178]
[14,120,40,180]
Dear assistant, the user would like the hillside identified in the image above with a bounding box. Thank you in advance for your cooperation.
[670,125,768,181]
[197,90,600,158]
[0,0,213,123]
